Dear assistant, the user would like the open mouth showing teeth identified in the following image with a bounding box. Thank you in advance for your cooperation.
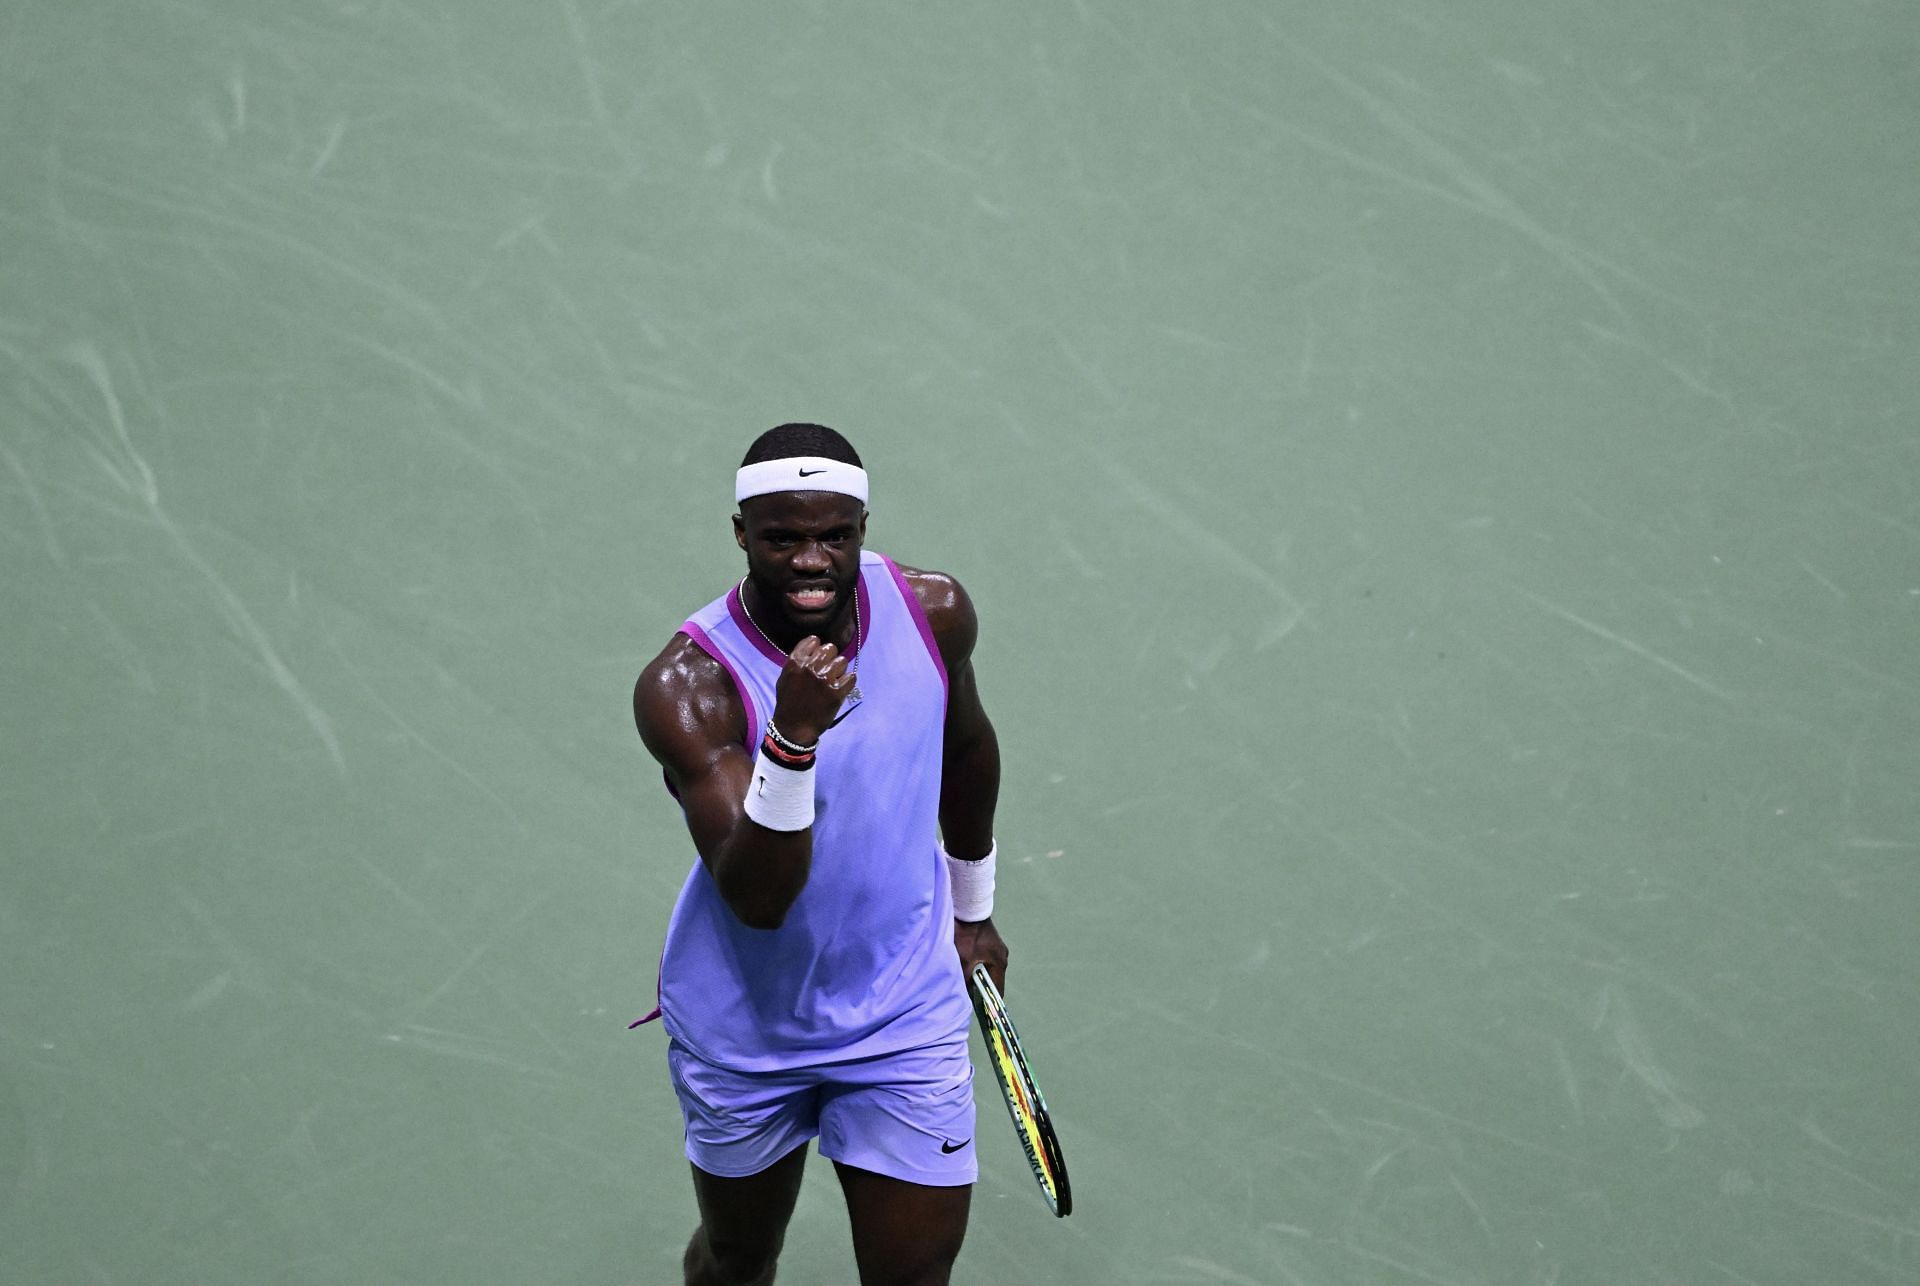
[787,586,836,610]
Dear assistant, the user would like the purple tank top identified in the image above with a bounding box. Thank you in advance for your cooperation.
[655,551,970,1070]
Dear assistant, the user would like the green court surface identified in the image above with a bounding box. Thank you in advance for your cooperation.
[3,3,1917,1282]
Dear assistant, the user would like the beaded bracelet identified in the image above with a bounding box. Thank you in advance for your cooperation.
[764,720,819,757]
[760,731,816,770]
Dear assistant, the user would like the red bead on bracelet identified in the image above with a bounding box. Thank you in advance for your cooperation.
[760,733,816,768]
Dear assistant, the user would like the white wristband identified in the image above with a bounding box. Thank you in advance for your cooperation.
[943,840,996,922]
[743,747,815,831]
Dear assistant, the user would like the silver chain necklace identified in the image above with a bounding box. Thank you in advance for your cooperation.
[738,577,863,703]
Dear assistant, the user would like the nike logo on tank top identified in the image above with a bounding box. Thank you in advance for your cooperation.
[657,552,969,1070]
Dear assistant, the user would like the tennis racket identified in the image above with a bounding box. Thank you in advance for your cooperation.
[968,962,1072,1217]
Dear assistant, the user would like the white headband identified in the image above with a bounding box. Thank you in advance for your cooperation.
[735,456,870,504]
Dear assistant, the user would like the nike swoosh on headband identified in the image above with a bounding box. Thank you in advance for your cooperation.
[737,457,869,503]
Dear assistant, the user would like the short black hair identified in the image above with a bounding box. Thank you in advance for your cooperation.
[741,423,862,468]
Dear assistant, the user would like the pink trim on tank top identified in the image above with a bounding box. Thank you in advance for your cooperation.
[880,555,947,692]
[725,575,872,667]
[725,589,786,668]
[635,618,756,1029]
[854,573,872,654]
[681,622,758,748]
[628,943,664,1028]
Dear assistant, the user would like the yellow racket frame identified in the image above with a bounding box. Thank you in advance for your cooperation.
[969,963,1072,1216]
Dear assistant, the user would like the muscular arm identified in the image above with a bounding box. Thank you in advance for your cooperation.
[904,570,1000,857]
[902,566,1011,988]
[633,636,828,930]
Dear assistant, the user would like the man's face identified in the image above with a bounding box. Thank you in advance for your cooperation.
[733,492,868,634]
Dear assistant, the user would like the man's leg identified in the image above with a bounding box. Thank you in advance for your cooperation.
[683,1143,809,1286]
[833,1162,971,1286]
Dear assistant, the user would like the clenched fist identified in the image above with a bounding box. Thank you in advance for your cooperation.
[771,636,857,745]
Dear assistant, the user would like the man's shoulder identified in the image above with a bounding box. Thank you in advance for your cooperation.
[633,631,743,745]
[640,630,722,687]
[886,562,977,668]
[890,562,957,604]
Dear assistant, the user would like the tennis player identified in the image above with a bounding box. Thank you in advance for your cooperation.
[632,423,1010,1286]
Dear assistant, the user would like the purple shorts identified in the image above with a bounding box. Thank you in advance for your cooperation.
[667,1035,978,1187]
